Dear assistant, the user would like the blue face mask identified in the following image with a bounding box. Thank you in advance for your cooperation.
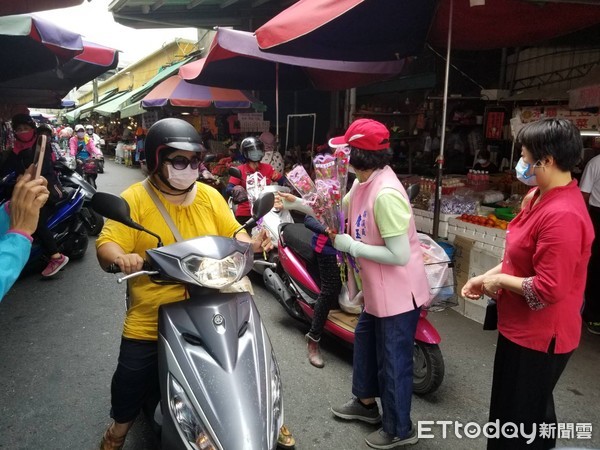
[515,157,539,186]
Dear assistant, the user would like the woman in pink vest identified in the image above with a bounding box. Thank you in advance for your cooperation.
[463,118,594,450]
[328,119,430,449]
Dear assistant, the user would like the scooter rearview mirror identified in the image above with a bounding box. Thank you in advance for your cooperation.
[252,192,275,221]
[406,183,420,201]
[228,167,242,179]
[233,192,275,238]
[203,153,217,164]
[91,192,164,247]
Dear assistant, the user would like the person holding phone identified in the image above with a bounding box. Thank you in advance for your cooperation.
[1,114,69,277]
[1,169,50,299]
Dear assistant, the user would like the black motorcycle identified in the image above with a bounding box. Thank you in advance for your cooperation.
[55,158,104,236]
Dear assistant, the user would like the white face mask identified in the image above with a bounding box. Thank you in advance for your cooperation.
[76,131,85,139]
[166,165,198,190]
[247,149,264,162]
[477,159,487,165]
[515,157,538,186]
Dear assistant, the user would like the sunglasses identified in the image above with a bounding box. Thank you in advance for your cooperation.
[163,155,201,170]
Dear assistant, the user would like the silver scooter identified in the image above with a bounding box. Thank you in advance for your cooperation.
[91,191,284,450]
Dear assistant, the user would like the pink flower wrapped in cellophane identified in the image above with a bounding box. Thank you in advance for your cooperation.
[312,148,351,233]
[286,164,327,220]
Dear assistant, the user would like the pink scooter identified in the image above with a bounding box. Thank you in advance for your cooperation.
[263,187,445,395]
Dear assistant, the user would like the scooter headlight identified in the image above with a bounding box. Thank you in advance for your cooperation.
[169,375,217,450]
[270,350,284,447]
[182,253,246,289]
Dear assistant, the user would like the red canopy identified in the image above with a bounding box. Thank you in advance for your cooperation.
[0,0,84,17]
[429,0,600,50]
[178,28,408,91]
[256,0,600,60]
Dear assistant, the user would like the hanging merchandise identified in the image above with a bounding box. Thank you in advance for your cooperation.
[142,111,159,130]
[484,108,505,140]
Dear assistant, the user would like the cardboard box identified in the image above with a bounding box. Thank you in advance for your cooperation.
[453,235,475,293]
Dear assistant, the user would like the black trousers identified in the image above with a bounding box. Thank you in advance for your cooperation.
[110,337,160,424]
[282,223,342,341]
[33,202,59,257]
[583,205,600,323]
[487,333,572,450]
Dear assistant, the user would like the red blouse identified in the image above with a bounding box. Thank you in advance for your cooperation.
[228,162,281,217]
[498,180,594,353]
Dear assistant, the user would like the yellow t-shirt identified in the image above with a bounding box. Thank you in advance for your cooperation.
[96,181,243,341]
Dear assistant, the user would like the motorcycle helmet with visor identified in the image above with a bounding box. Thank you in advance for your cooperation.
[240,136,265,162]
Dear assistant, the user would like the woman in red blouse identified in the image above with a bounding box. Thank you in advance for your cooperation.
[462,118,594,450]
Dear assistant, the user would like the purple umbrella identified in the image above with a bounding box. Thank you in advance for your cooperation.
[0,39,119,107]
[0,14,83,82]
[141,76,256,110]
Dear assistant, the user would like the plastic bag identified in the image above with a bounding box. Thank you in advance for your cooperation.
[338,285,363,315]
[418,233,452,305]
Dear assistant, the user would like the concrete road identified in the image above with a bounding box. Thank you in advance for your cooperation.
[0,159,598,450]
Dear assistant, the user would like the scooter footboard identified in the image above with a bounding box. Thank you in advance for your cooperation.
[157,292,283,450]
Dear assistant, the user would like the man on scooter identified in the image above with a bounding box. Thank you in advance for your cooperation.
[95,118,294,450]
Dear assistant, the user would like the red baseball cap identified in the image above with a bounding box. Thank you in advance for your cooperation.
[329,119,390,151]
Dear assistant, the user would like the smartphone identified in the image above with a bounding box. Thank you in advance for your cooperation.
[33,135,47,179]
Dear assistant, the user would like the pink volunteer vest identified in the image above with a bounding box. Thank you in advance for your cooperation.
[347,166,430,317]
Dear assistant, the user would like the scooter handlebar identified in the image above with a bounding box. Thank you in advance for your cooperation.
[105,261,152,273]
[106,263,121,273]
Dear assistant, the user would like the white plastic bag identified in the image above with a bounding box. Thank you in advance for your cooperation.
[418,233,451,304]
[338,285,363,315]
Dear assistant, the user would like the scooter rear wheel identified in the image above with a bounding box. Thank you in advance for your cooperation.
[413,341,444,395]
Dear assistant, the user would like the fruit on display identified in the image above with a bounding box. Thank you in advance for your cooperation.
[457,213,509,230]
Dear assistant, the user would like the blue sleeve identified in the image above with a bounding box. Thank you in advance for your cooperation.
[0,231,32,301]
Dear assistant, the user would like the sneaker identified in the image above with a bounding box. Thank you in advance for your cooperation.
[41,254,69,277]
[331,398,381,424]
[586,322,600,335]
[365,427,418,449]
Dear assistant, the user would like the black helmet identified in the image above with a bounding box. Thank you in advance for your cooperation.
[37,123,54,136]
[11,113,36,129]
[145,118,203,174]
[240,136,264,162]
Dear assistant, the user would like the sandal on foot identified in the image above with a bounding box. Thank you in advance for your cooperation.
[99,422,129,450]
[277,424,296,449]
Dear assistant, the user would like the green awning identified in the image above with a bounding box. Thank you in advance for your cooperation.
[120,101,145,118]
[91,90,135,116]
[101,58,195,118]
[62,88,118,123]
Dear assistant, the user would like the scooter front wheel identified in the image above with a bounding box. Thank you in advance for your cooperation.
[413,341,444,395]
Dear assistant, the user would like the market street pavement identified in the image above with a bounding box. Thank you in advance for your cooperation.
[0,159,599,449]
